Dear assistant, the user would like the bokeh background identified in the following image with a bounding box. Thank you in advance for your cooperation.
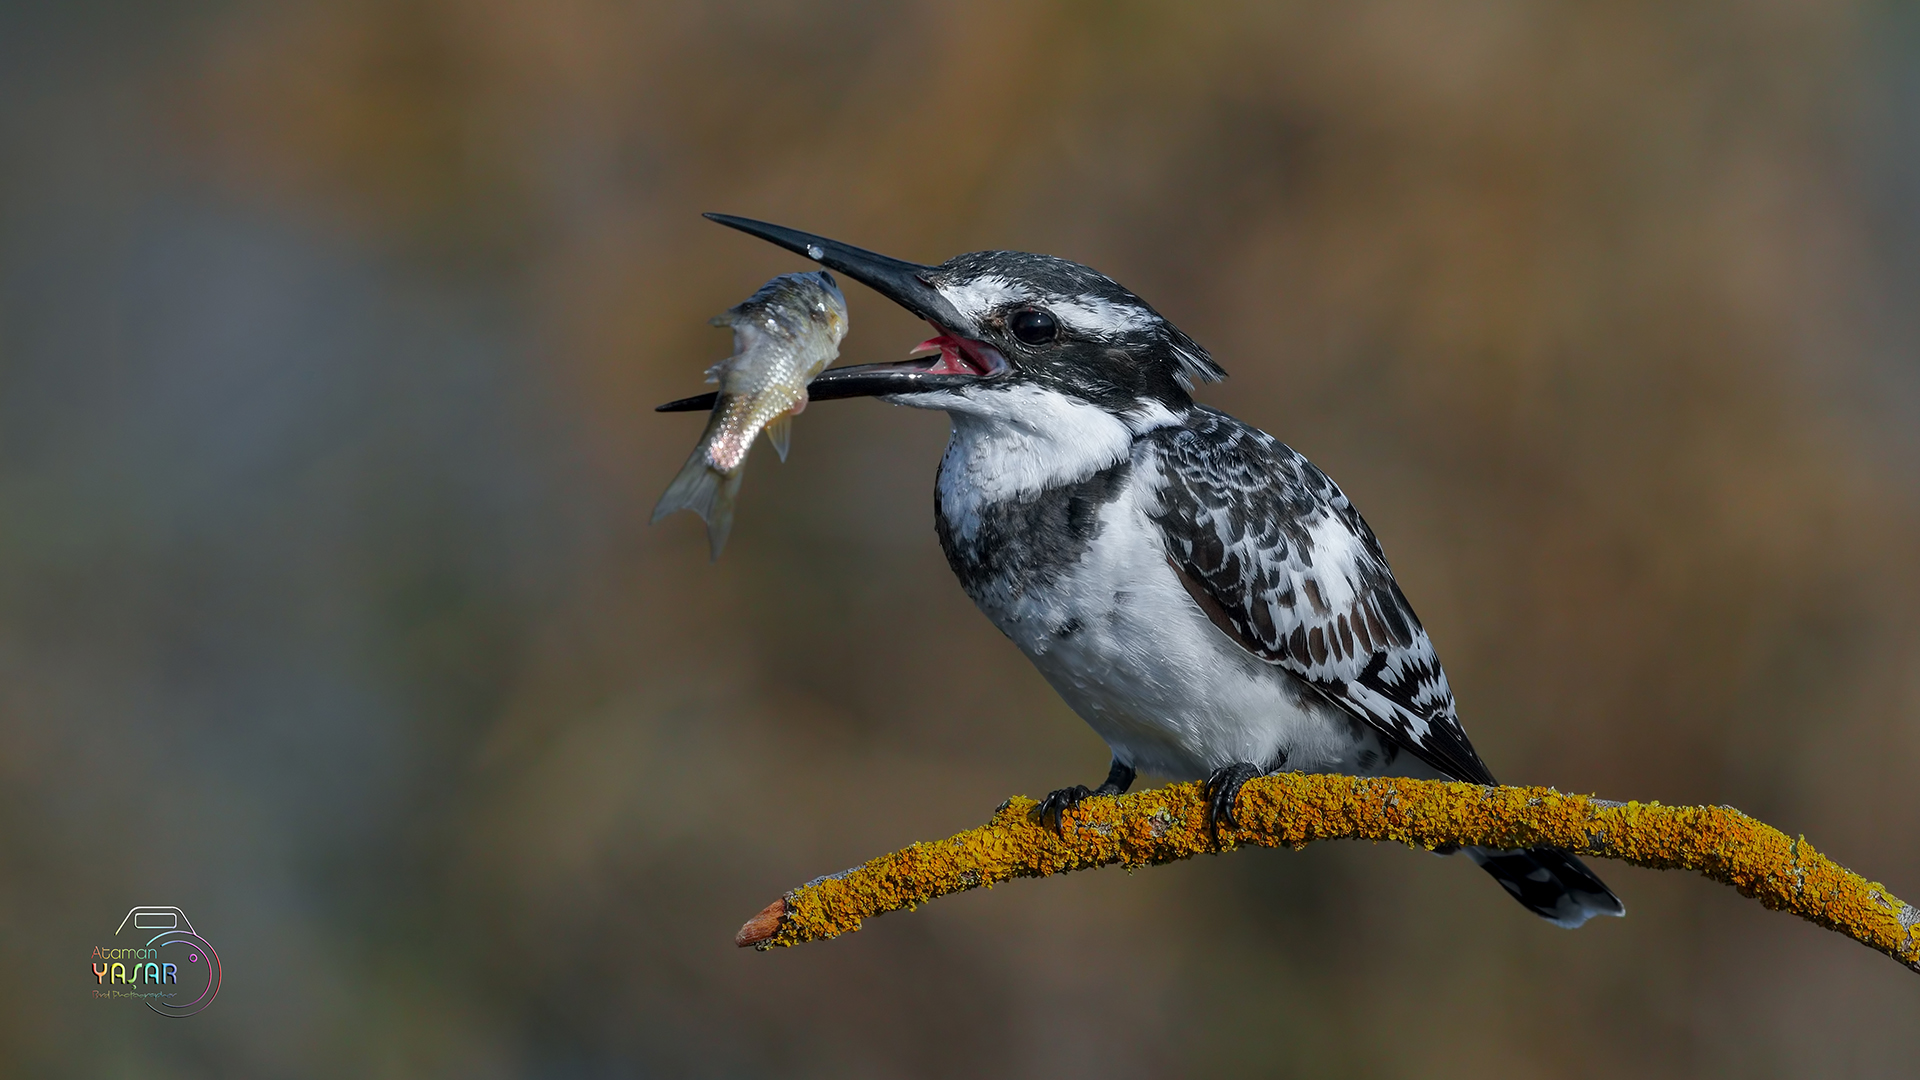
[4,1,1919,1076]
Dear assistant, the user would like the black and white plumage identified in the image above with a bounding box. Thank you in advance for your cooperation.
[1146,409,1492,786]
[687,214,1626,929]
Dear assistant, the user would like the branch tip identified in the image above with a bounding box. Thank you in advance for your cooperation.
[735,898,786,948]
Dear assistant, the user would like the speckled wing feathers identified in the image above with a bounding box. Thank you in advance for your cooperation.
[1145,407,1496,785]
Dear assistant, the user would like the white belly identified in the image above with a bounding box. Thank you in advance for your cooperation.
[975,481,1393,781]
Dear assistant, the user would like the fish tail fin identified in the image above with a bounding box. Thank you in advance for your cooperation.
[651,453,745,560]
[701,468,744,559]
[652,410,748,560]
[764,412,793,462]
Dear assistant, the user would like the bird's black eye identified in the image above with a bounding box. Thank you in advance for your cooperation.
[1009,308,1059,346]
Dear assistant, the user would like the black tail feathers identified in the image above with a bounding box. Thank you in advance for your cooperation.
[1467,846,1625,928]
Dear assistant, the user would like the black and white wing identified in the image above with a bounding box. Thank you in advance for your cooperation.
[1144,407,1496,785]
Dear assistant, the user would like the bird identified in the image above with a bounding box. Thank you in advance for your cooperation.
[670,213,1626,928]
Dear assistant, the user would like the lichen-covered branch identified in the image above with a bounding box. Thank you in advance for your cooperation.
[734,773,1920,973]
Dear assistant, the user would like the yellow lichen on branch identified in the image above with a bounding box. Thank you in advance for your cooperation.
[735,773,1920,973]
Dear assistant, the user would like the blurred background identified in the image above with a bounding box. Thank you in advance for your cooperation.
[3,1,1918,1076]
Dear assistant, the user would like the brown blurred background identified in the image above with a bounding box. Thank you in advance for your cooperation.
[3,1,1918,1076]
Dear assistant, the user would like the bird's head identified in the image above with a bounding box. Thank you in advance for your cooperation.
[694,215,1224,424]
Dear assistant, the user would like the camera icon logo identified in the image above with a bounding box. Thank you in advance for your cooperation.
[90,906,223,1017]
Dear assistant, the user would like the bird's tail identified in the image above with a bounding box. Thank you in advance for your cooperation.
[651,410,746,560]
[1466,846,1625,928]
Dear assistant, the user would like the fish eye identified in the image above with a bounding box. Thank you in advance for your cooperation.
[1009,308,1058,346]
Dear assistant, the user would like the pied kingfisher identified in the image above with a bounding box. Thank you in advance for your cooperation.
[670,213,1625,928]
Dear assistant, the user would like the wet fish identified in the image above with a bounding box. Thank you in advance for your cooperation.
[652,270,849,558]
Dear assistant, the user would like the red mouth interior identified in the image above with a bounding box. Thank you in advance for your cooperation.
[909,328,1003,377]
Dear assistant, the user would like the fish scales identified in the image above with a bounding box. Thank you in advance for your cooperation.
[652,271,849,559]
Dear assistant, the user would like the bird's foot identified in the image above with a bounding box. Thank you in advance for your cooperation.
[1038,759,1138,833]
[1038,785,1093,832]
[1205,761,1264,834]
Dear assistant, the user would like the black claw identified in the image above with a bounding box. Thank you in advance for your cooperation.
[1040,759,1137,833]
[1038,785,1093,832]
[1205,761,1263,834]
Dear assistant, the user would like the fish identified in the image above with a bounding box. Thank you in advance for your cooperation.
[651,270,849,559]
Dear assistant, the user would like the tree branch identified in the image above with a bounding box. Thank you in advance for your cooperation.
[734,773,1920,973]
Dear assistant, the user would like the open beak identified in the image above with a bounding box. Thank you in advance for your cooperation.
[656,214,1007,413]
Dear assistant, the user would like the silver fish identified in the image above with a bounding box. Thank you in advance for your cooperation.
[652,270,849,558]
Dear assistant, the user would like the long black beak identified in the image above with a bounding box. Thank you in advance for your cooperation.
[652,356,952,412]
[702,213,965,328]
[657,214,994,412]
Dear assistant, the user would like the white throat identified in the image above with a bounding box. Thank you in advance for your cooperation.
[901,383,1143,542]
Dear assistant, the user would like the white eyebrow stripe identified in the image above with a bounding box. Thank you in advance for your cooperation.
[936,277,1159,338]
[937,276,1032,328]
[1044,296,1157,336]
